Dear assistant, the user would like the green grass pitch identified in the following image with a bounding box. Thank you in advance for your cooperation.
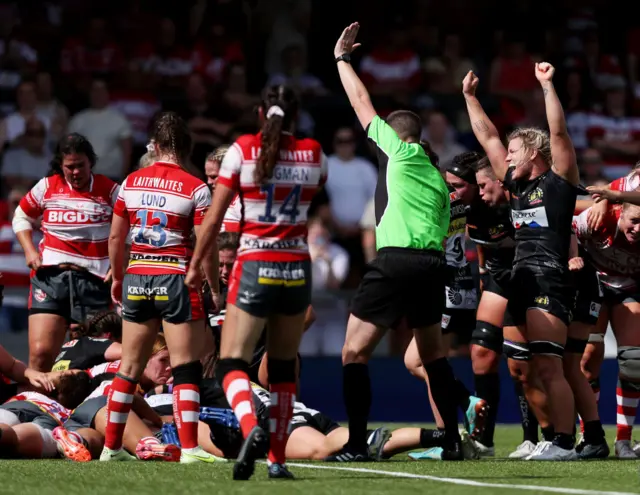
[2,425,640,495]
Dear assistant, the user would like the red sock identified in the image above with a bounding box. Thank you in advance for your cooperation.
[267,382,295,465]
[173,383,201,449]
[222,370,258,438]
[104,375,137,450]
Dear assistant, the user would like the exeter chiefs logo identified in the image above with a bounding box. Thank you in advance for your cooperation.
[534,295,549,306]
[528,188,544,205]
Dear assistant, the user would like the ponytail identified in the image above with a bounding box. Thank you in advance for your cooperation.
[255,85,299,184]
[255,106,285,183]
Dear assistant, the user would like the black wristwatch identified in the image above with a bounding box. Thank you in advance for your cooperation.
[335,53,351,64]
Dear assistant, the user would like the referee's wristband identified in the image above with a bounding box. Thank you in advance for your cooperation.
[335,54,351,64]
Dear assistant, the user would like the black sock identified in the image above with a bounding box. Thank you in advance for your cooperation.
[343,363,371,451]
[454,379,471,411]
[583,420,605,445]
[553,432,574,450]
[475,373,499,447]
[541,426,555,442]
[419,428,446,448]
[424,358,461,442]
[514,379,539,443]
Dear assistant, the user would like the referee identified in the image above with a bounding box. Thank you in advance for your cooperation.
[326,23,463,462]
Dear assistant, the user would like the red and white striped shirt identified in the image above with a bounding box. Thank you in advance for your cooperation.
[18,174,119,279]
[221,195,241,233]
[88,360,121,377]
[113,162,211,275]
[217,134,327,262]
[10,391,71,424]
[610,171,640,193]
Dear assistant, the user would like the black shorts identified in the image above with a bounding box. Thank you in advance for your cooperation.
[227,260,311,318]
[507,267,575,327]
[479,270,515,327]
[351,247,446,329]
[64,396,107,431]
[441,309,475,345]
[290,410,340,435]
[29,267,110,323]
[121,273,204,324]
[481,269,510,299]
[601,284,640,306]
[573,264,603,326]
[0,400,59,430]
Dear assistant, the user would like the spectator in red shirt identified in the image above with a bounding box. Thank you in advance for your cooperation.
[586,79,640,179]
[60,16,124,87]
[133,17,193,90]
[489,33,538,126]
[359,22,421,97]
[191,22,244,85]
[565,30,622,92]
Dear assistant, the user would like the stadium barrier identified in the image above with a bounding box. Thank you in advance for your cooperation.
[299,356,624,424]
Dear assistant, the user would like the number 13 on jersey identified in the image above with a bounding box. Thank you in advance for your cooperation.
[258,184,301,223]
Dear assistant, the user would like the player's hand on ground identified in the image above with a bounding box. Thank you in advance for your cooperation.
[535,62,555,82]
[568,257,584,271]
[334,22,361,58]
[462,71,479,96]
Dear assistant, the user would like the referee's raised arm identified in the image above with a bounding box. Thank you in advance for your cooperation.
[334,23,377,130]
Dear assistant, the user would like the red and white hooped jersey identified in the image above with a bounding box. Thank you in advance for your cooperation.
[610,172,640,193]
[218,133,327,262]
[86,380,113,400]
[113,162,211,275]
[88,360,121,377]
[18,174,119,279]
[10,392,70,424]
[573,205,640,289]
[221,195,241,233]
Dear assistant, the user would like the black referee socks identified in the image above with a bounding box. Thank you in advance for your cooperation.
[424,358,461,441]
[343,363,371,451]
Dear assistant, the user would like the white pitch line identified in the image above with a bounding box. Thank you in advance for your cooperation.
[287,463,640,495]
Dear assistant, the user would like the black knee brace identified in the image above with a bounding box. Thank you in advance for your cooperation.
[172,360,203,386]
[214,358,249,385]
[529,340,564,359]
[267,358,297,384]
[503,340,531,361]
[565,337,588,354]
[470,321,504,353]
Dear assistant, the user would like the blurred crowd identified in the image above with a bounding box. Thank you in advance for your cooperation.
[0,0,638,353]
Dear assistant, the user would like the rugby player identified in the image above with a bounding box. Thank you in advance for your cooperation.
[12,134,118,371]
[464,63,582,460]
[187,84,327,480]
[103,112,218,463]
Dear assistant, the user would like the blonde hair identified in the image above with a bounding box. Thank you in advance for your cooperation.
[151,333,167,355]
[206,145,230,163]
[138,152,155,169]
[507,127,552,166]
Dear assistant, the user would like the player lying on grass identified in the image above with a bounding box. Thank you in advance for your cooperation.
[54,334,192,462]
[0,370,93,458]
[146,379,479,461]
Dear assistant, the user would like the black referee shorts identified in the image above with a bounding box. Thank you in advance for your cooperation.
[350,247,446,330]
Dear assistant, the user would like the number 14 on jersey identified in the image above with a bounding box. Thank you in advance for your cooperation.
[258,184,301,223]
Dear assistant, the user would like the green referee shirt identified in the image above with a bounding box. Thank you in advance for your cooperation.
[367,115,449,252]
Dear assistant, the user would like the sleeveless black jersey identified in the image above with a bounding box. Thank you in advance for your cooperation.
[504,167,576,270]
[52,337,114,372]
[466,200,515,276]
[445,190,474,290]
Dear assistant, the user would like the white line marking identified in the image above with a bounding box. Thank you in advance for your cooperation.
[287,463,640,495]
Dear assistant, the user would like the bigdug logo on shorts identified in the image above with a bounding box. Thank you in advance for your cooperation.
[127,286,169,300]
[257,267,306,287]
